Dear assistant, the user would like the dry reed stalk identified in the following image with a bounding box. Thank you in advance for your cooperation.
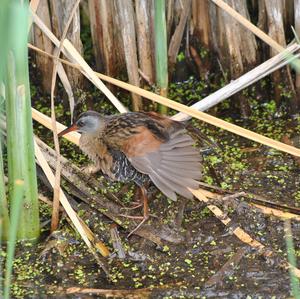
[191,0,211,49]
[49,0,84,90]
[88,0,119,77]
[135,0,154,85]
[264,0,292,107]
[115,0,142,111]
[253,204,300,222]
[168,0,191,73]
[166,0,174,42]
[29,0,40,12]
[216,0,258,116]
[56,62,75,121]
[197,188,300,222]
[49,0,81,233]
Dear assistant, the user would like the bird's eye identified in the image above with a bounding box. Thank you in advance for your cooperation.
[77,120,84,127]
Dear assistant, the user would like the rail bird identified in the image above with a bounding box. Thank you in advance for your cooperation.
[59,111,202,235]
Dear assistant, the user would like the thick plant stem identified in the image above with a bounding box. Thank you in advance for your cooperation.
[5,2,39,240]
[154,0,169,114]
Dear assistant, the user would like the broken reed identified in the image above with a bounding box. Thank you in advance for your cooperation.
[154,0,168,114]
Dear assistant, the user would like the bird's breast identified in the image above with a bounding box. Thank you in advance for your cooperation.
[79,134,114,178]
[79,133,148,185]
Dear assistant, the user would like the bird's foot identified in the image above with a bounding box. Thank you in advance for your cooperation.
[121,201,143,211]
[120,186,150,237]
[119,214,149,238]
[119,214,144,220]
[127,215,149,238]
[119,214,149,237]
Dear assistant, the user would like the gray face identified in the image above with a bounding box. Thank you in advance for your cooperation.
[76,114,101,134]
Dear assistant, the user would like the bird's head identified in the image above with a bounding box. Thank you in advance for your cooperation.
[58,111,105,137]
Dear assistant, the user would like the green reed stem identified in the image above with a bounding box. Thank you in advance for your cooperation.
[5,2,39,240]
[154,0,169,114]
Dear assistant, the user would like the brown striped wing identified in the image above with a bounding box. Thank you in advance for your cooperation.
[124,128,202,201]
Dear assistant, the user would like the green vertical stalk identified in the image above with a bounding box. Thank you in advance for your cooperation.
[5,2,39,240]
[154,0,169,114]
[0,1,9,293]
[4,179,24,299]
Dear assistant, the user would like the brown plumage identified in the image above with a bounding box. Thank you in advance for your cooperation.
[59,111,202,201]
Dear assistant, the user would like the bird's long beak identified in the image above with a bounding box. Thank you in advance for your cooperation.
[58,124,78,137]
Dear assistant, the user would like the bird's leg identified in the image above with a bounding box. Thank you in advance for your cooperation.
[119,186,150,237]
[127,186,149,237]
[173,197,189,230]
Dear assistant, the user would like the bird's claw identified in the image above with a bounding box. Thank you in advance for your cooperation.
[121,202,143,211]
[119,214,150,237]
[127,217,149,238]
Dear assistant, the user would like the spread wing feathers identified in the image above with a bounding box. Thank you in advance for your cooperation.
[128,132,202,201]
